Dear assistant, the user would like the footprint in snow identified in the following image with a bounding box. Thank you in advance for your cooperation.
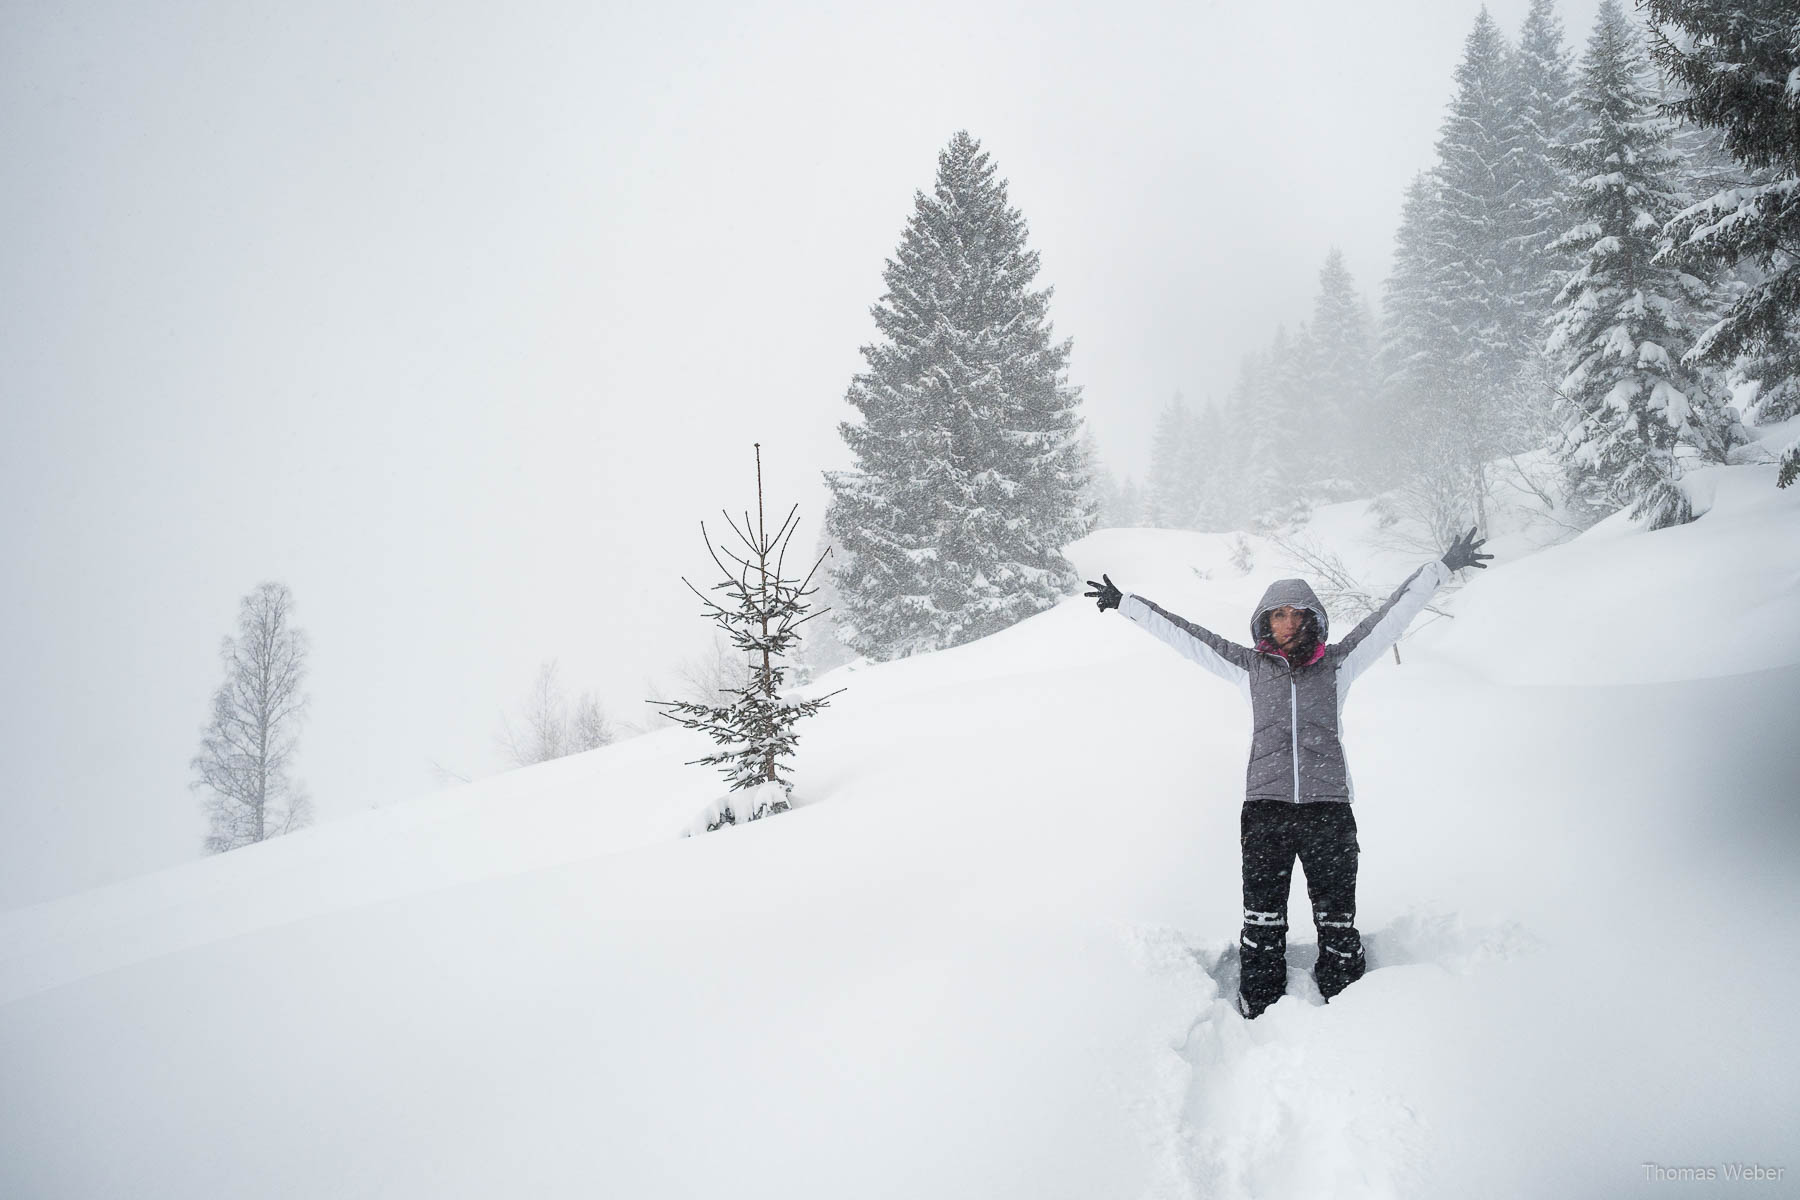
[1125,912,1538,1200]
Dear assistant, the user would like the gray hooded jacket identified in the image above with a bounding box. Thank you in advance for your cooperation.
[1121,560,1451,804]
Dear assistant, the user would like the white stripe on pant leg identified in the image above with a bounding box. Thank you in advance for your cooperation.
[1314,909,1354,928]
[1322,943,1357,957]
[1243,909,1286,927]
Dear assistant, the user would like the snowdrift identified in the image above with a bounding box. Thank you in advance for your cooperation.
[2,465,1796,1199]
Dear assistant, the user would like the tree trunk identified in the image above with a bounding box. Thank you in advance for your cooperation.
[756,443,776,784]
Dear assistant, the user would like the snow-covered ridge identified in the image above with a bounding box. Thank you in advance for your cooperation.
[2,462,1795,1199]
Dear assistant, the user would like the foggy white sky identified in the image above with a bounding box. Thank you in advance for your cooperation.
[1,0,1603,908]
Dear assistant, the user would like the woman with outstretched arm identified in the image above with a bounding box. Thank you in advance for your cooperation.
[1084,530,1492,1018]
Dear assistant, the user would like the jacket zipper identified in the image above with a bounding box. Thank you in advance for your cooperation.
[1289,676,1300,804]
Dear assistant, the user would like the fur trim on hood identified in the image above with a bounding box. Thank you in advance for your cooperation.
[1250,577,1329,645]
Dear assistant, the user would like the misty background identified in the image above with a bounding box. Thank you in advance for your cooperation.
[1,0,1602,908]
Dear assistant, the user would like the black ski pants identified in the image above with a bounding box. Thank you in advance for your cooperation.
[1238,798,1365,1014]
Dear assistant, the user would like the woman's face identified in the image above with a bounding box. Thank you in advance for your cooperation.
[1268,605,1306,649]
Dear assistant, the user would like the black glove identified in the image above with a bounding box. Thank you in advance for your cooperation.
[1442,527,1493,573]
[1083,574,1122,612]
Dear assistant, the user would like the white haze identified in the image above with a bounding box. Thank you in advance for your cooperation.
[0,0,1600,908]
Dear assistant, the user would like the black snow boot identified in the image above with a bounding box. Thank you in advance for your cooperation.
[1313,908,1366,1000]
[1237,912,1287,1019]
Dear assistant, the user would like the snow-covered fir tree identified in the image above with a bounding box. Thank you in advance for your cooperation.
[1079,430,1121,530]
[1080,430,1148,530]
[1146,391,1231,531]
[795,503,858,679]
[1665,116,1756,467]
[1377,170,1495,547]
[1502,0,1583,453]
[1506,0,1579,321]
[1088,464,1143,530]
[1224,347,1283,530]
[1186,397,1232,531]
[1376,6,1584,531]
[1378,173,1459,486]
[1209,375,1249,534]
[1546,0,1737,527]
[1260,323,1316,526]
[655,448,841,828]
[824,131,1093,659]
[1647,0,1800,486]
[1428,8,1533,523]
[1145,392,1195,528]
[1113,476,1145,527]
[1303,248,1377,495]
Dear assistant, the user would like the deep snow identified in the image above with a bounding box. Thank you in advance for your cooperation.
[2,464,1796,1199]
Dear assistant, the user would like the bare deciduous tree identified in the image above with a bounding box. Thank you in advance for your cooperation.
[570,691,615,753]
[498,659,616,768]
[678,636,756,706]
[641,637,762,735]
[191,581,312,853]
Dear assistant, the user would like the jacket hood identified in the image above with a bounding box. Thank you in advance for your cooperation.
[1251,577,1328,644]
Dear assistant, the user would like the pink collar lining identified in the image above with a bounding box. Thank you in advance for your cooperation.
[1256,638,1326,666]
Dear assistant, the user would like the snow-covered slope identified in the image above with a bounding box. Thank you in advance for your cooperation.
[3,467,1796,1199]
